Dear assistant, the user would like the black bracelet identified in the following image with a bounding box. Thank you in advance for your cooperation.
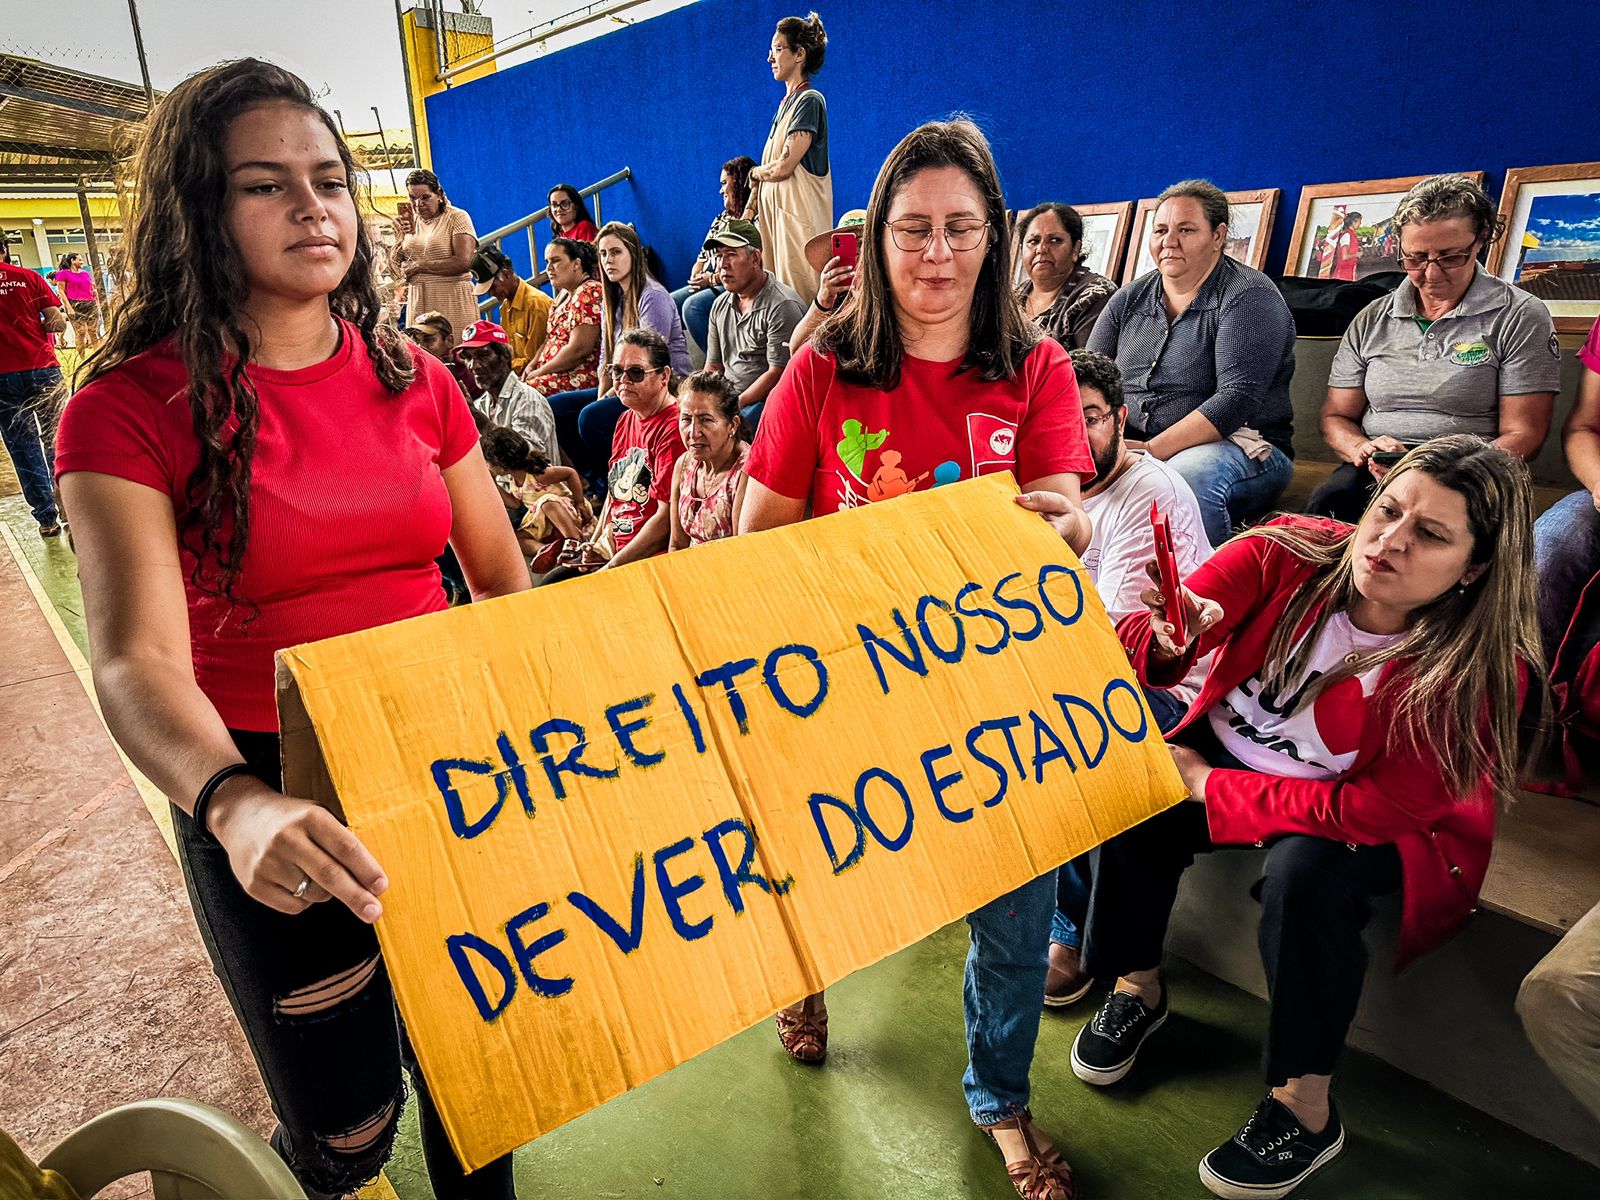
[192,762,257,843]
[813,294,837,314]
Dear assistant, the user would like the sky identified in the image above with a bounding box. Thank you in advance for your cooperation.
[1525,189,1600,262]
[2,1,692,135]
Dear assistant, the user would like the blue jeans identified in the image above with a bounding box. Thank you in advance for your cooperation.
[578,394,625,478]
[0,366,61,526]
[672,285,721,355]
[1535,489,1600,663]
[962,869,1056,1124]
[1167,440,1294,547]
[1052,686,1189,949]
[547,387,601,478]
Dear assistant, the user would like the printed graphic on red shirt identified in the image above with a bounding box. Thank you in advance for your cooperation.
[607,447,654,545]
[968,411,1019,474]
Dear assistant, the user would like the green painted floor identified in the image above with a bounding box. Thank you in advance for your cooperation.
[3,465,1596,1199]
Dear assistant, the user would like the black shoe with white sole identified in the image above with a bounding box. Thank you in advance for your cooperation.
[1070,986,1167,1085]
[1198,1094,1345,1199]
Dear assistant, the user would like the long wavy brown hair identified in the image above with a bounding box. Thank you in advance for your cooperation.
[1243,435,1546,807]
[76,58,414,613]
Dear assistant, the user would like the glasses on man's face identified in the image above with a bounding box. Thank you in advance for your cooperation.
[1398,245,1477,273]
[1082,411,1116,430]
[613,364,662,384]
[887,220,990,254]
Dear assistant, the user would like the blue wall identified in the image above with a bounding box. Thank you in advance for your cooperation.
[427,0,1598,287]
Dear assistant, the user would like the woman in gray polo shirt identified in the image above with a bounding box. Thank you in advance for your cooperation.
[1088,179,1297,547]
[1309,174,1560,521]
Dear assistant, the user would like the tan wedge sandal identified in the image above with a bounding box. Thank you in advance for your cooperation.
[982,1110,1076,1200]
[773,991,828,1064]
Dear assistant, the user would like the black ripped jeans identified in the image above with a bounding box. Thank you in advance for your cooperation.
[172,729,515,1198]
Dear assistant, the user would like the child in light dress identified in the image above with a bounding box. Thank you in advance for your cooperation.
[480,426,593,558]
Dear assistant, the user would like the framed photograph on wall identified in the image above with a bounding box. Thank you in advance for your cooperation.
[1487,162,1600,334]
[1068,201,1135,280]
[1284,173,1486,281]
[1122,189,1280,283]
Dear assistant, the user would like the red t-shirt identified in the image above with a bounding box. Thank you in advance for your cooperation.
[55,319,480,731]
[606,401,684,553]
[563,220,599,243]
[0,262,61,374]
[747,339,1094,514]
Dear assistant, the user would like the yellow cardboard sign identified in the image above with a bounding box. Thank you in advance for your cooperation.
[277,474,1185,1170]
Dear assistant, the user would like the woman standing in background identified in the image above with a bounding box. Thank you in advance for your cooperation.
[746,12,832,306]
[394,167,479,344]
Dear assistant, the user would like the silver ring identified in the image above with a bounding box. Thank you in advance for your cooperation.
[292,876,310,900]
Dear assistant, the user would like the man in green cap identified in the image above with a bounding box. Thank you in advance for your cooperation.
[471,244,554,376]
[703,218,806,433]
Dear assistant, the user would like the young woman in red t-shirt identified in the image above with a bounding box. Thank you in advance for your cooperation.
[741,118,1093,1200]
[1076,436,1541,1199]
[54,60,528,1199]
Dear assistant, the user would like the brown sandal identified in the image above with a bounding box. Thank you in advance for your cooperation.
[982,1110,1075,1200]
[774,991,828,1063]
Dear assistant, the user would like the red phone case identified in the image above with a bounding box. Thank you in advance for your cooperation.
[1150,500,1188,650]
[831,231,859,271]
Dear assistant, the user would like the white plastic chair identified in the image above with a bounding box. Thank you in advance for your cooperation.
[39,1098,304,1199]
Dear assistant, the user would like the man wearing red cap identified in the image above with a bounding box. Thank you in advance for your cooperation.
[457,320,559,466]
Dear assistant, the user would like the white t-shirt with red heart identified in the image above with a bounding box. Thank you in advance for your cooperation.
[1207,611,1403,779]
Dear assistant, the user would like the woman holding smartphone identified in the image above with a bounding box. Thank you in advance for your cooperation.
[394,167,479,345]
[1073,436,1541,1199]
[1308,174,1559,522]
[55,59,528,1198]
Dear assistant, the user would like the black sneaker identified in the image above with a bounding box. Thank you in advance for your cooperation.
[1198,1094,1345,1199]
[1070,986,1168,1085]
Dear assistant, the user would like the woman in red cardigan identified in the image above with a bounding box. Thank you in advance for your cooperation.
[1070,435,1541,1200]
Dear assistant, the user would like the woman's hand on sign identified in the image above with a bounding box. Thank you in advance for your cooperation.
[1013,488,1091,552]
[1139,560,1221,659]
[208,780,388,922]
[1168,743,1212,802]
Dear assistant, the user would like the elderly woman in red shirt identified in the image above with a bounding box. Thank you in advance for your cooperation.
[1070,435,1541,1200]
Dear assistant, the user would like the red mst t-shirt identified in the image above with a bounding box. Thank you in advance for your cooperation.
[55,320,480,731]
[607,401,684,553]
[0,262,61,373]
[747,338,1094,515]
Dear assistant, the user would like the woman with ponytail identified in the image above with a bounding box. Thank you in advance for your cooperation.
[747,11,833,305]
[55,58,527,1199]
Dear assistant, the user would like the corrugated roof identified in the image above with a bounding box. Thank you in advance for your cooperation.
[0,53,156,167]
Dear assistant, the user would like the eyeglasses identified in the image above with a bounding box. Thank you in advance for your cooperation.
[887,220,990,253]
[613,364,664,383]
[1082,411,1117,429]
[1398,245,1477,273]
[550,199,575,211]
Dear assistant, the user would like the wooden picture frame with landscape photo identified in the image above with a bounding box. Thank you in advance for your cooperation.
[1122,188,1280,284]
[1284,172,1486,282]
[1486,161,1600,334]
[1065,201,1135,281]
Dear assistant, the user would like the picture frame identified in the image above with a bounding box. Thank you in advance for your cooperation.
[1067,201,1135,281]
[1122,188,1280,284]
[1284,173,1486,282]
[1486,162,1600,334]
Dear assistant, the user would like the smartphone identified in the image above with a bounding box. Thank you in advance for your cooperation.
[1150,500,1188,650]
[1371,449,1407,467]
[397,200,413,223]
[830,230,859,273]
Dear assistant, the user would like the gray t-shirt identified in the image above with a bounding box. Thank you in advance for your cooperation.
[769,87,829,178]
[706,272,807,394]
[1329,265,1561,443]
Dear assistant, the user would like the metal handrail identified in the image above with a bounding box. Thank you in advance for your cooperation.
[477,166,630,310]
